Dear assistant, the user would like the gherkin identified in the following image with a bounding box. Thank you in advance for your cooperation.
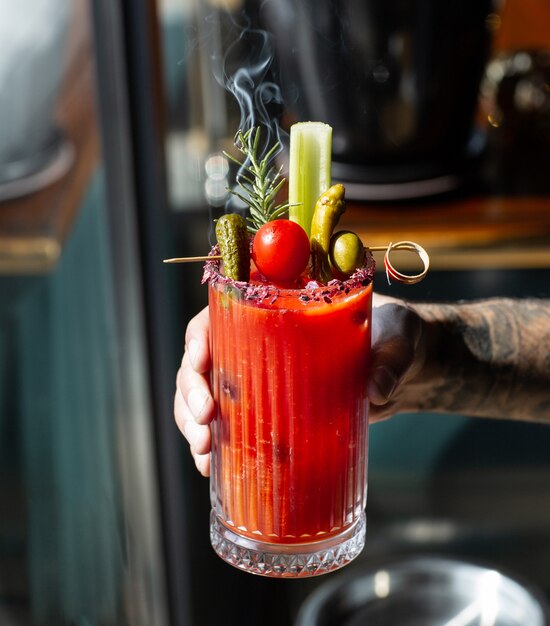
[215,213,250,282]
[309,183,346,283]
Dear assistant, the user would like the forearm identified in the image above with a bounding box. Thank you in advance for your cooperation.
[407,298,550,423]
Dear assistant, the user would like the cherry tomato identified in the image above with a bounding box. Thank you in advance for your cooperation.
[252,220,311,286]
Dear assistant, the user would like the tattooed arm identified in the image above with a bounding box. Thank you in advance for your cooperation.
[370,296,550,423]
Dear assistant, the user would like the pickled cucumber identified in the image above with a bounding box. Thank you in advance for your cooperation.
[215,213,250,281]
[309,184,346,283]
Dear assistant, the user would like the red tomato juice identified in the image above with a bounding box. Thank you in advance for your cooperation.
[208,262,372,546]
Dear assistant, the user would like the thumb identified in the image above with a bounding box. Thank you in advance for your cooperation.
[368,301,421,406]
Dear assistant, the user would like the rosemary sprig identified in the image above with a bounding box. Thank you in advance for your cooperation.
[224,127,291,233]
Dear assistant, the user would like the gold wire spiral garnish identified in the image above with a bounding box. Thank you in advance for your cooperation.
[374,241,430,285]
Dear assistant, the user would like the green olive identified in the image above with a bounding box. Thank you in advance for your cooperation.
[329,230,365,278]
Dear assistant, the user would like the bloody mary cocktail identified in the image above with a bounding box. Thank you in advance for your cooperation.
[206,251,374,577]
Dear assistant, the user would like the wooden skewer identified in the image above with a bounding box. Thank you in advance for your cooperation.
[163,247,392,263]
[163,255,222,263]
[164,244,410,263]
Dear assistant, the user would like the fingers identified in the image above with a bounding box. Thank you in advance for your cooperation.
[174,384,211,476]
[174,384,211,453]
[179,307,215,425]
[174,307,215,477]
[184,306,211,374]
[368,298,422,411]
[178,356,214,426]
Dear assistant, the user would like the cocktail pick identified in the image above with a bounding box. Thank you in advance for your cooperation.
[163,255,222,263]
[163,240,430,285]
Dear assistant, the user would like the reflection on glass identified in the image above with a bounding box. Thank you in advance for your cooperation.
[0,1,169,624]
[159,0,244,211]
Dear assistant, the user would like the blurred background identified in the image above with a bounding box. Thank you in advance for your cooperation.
[0,0,550,624]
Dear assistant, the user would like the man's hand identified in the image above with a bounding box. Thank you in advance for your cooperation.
[175,295,425,475]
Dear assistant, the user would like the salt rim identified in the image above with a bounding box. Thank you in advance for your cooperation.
[202,244,376,305]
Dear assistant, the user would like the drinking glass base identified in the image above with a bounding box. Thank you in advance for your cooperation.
[210,511,366,578]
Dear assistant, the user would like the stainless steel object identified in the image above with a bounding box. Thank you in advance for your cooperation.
[255,0,493,198]
[297,555,550,626]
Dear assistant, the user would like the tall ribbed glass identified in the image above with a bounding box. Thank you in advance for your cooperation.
[206,255,373,577]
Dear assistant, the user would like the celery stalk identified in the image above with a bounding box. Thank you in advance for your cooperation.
[288,122,332,237]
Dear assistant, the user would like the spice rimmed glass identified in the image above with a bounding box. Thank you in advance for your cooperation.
[205,251,374,577]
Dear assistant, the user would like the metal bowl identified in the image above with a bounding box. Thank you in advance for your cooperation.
[296,555,550,626]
